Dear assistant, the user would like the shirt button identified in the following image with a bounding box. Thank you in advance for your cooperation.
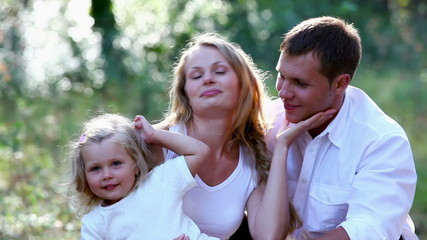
[301,178,307,184]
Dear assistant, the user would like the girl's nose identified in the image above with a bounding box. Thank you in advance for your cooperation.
[102,168,113,180]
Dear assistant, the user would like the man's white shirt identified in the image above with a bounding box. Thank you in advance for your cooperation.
[268,86,418,240]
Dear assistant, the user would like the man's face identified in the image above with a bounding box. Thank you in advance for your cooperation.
[275,52,337,123]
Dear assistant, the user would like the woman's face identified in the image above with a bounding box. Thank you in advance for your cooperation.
[184,46,240,118]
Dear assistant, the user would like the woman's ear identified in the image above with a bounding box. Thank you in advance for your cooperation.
[333,73,350,95]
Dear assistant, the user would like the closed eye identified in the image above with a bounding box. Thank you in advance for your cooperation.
[215,66,227,74]
[191,73,202,79]
[295,79,309,87]
[187,69,203,80]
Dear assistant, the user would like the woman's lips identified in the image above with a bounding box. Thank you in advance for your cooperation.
[201,89,222,97]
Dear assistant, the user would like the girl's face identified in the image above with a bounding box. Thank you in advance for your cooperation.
[82,139,138,206]
[184,46,240,118]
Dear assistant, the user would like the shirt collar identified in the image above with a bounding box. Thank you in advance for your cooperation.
[316,87,352,148]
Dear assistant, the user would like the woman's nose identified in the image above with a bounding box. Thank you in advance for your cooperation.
[202,72,214,84]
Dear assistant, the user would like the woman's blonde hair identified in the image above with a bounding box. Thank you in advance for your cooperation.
[159,32,271,183]
[158,33,303,233]
[66,113,157,216]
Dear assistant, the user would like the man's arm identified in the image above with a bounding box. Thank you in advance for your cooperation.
[332,133,416,239]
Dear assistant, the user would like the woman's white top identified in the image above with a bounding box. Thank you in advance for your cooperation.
[166,125,257,240]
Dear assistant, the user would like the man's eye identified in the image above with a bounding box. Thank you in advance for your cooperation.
[296,80,308,86]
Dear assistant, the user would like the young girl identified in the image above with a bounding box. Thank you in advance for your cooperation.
[66,113,218,240]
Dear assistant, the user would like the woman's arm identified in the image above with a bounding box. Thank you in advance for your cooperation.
[247,110,336,240]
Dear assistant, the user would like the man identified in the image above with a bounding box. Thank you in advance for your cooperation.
[269,16,418,239]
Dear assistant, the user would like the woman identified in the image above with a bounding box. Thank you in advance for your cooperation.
[156,33,299,239]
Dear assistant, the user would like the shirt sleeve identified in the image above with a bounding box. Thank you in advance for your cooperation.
[81,214,104,240]
[154,156,196,194]
[340,132,417,239]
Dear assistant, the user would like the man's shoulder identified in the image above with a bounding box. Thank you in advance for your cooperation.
[343,86,407,137]
[347,86,401,125]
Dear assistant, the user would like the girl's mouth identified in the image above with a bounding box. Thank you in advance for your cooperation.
[103,184,118,190]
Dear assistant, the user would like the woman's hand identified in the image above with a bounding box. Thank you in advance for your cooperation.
[276,109,336,147]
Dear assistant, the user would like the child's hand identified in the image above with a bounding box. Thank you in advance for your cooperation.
[133,115,155,144]
[277,109,336,146]
[173,234,190,240]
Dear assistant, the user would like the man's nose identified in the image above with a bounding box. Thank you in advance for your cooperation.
[278,80,293,99]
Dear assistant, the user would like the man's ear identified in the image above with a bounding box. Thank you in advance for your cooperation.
[333,73,350,95]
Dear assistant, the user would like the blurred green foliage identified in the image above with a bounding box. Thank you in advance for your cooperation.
[0,0,426,238]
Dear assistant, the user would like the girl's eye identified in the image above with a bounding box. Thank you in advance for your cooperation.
[90,166,100,172]
[112,161,122,167]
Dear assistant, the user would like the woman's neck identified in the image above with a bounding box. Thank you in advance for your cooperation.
[187,116,234,155]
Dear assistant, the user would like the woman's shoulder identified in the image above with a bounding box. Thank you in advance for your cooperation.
[168,124,186,134]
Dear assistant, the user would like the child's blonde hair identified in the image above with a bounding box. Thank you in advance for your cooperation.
[66,113,157,216]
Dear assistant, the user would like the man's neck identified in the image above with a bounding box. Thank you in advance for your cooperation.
[308,94,345,138]
[308,116,334,138]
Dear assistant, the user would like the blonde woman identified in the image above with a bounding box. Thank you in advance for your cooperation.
[155,33,300,239]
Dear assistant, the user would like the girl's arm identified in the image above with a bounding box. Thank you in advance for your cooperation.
[246,109,336,240]
[134,115,209,176]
